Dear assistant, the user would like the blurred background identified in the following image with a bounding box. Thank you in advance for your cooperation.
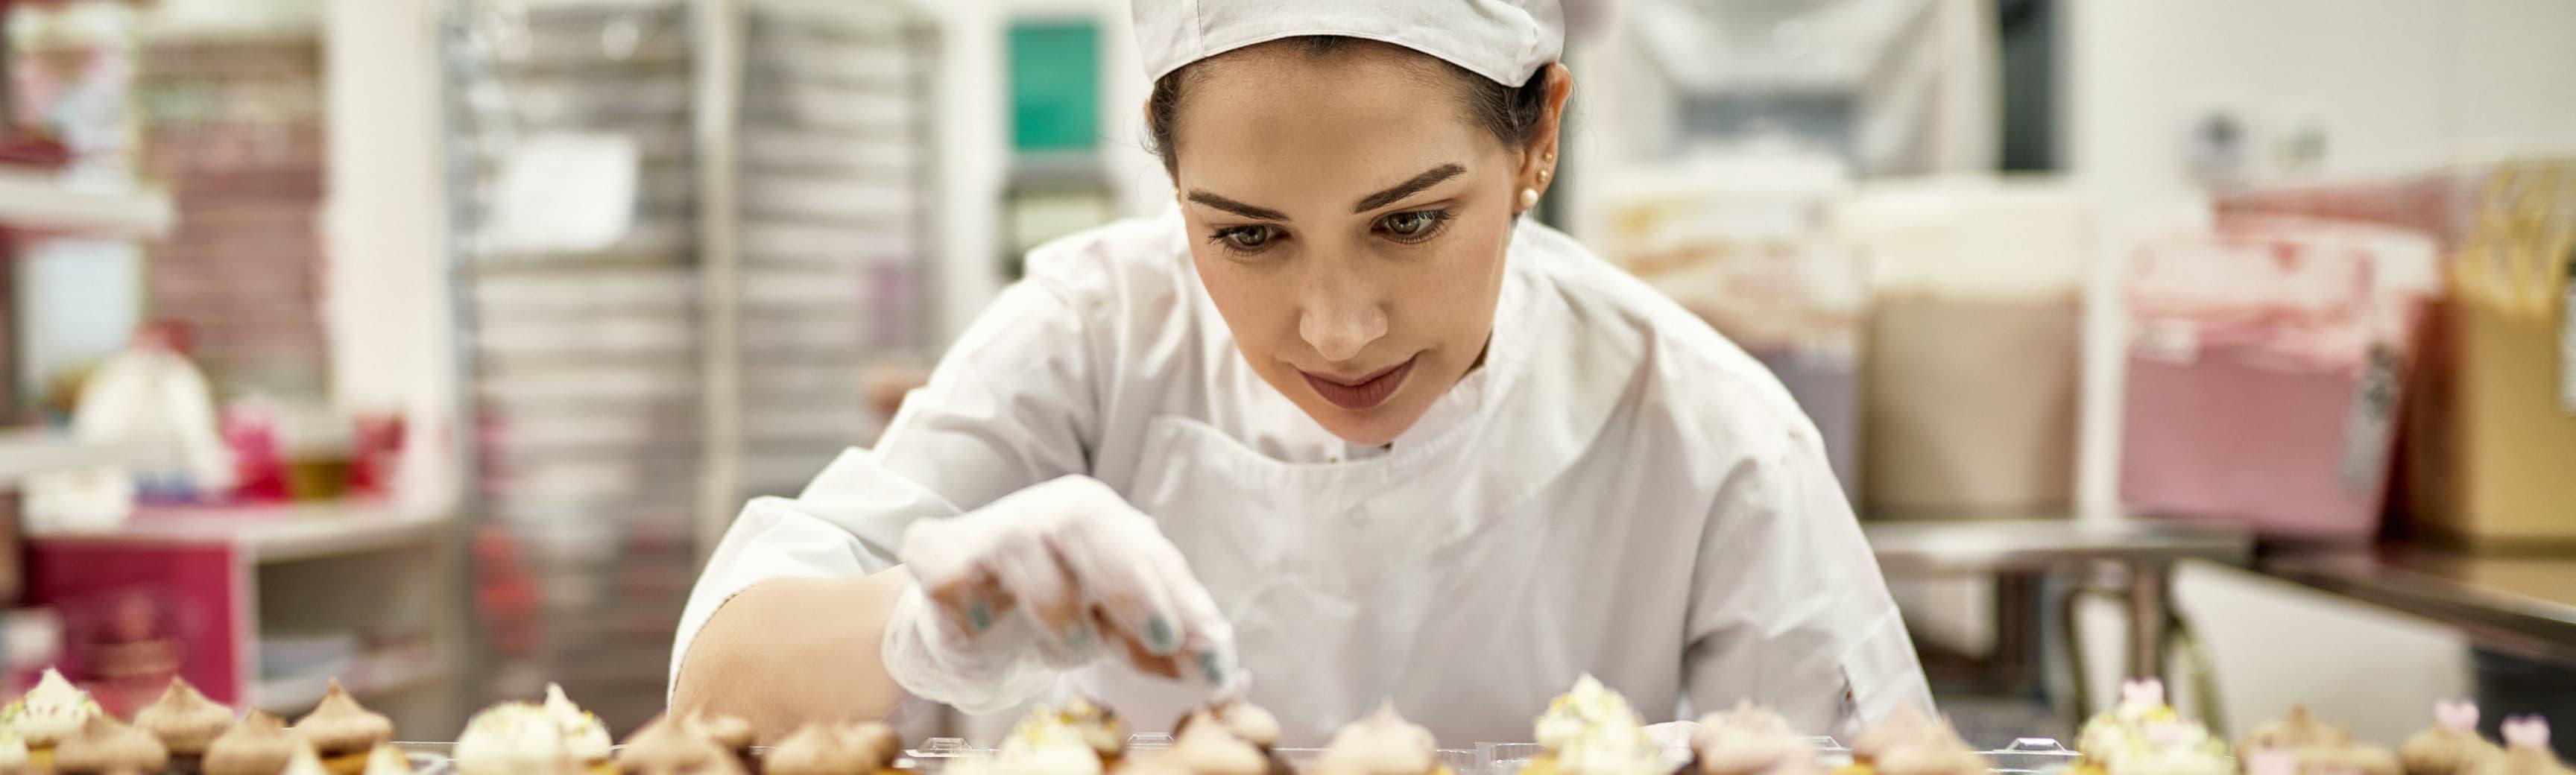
[0,0,2569,758]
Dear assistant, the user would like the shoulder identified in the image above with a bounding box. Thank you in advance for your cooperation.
[1513,221,1821,467]
[1015,213,1196,326]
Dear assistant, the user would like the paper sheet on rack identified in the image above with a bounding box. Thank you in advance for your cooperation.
[482,132,638,253]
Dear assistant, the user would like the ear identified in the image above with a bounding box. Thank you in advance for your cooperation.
[1518,62,1576,197]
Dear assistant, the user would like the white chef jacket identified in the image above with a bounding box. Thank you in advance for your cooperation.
[674,211,1931,746]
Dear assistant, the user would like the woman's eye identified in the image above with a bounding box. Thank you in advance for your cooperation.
[1215,225,1278,252]
[1376,209,1451,241]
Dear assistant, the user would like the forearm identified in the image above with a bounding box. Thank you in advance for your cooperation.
[671,567,917,740]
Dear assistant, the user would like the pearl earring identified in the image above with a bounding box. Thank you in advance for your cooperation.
[1518,188,1539,209]
[1538,168,1553,185]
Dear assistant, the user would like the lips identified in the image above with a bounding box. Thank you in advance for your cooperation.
[1299,356,1417,411]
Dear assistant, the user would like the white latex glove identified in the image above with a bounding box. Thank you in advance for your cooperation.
[881,475,1241,713]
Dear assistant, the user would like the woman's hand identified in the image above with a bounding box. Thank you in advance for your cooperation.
[880,475,1240,712]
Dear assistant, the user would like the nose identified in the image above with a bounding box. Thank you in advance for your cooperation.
[1296,262,1389,364]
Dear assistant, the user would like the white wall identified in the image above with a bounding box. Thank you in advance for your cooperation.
[321,0,449,417]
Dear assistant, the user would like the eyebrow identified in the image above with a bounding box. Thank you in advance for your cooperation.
[1353,163,1466,213]
[1185,192,1289,221]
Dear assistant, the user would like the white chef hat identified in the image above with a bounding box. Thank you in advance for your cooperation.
[1131,0,1566,87]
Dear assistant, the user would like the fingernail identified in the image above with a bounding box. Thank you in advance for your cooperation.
[967,601,994,632]
[1199,651,1227,685]
[1067,621,1095,651]
[1147,616,1176,651]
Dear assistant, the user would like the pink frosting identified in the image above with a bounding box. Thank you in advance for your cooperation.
[2503,717,2551,750]
[2437,700,2481,733]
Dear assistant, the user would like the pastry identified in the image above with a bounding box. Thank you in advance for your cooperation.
[457,702,575,775]
[846,724,906,775]
[1869,723,1986,775]
[1061,697,1129,767]
[986,704,1110,775]
[1308,703,1454,775]
[1839,706,1942,775]
[287,741,338,775]
[1172,701,1291,775]
[2469,717,2573,775]
[619,715,748,775]
[136,676,237,767]
[2406,701,2506,775]
[1683,701,1820,775]
[1523,677,1662,775]
[0,732,28,775]
[294,680,397,775]
[2071,679,2229,775]
[4,667,103,771]
[687,714,758,767]
[54,713,172,775]
[765,721,908,775]
[545,685,615,775]
[364,744,416,775]
[2241,706,2351,754]
[1158,710,1284,775]
[206,712,300,775]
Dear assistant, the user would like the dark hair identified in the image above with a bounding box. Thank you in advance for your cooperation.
[1143,36,1552,174]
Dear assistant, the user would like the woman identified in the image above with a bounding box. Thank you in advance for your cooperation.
[672,0,1930,745]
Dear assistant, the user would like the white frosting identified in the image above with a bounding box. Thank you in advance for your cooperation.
[364,745,414,775]
[1315,703,1439,775]
[995,707,1104,775]
[0,732,26,769]
[11,668,96,743]
[1214,702,1281,748]
[542,685,613,762]
[456,703,573,775]
[285,743,336,775]
[1692,704,1813,775]
[1536,676,1636,753]
[1170,717,1268,775]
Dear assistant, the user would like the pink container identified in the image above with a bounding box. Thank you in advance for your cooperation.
[2118,216,2437,540]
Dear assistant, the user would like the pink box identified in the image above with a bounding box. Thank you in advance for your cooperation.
[2119,216,2437,540]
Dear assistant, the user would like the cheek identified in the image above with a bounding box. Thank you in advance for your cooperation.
[1393,215,1511,340]
[1189,252,1292,352]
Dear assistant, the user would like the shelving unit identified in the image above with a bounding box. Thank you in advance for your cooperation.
[0,429,144,487]
[438,0,939,732]
[0,171,172,239]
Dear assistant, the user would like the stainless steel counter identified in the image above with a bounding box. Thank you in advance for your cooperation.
[2260,546,2576,662]
[1864,519,2255,575]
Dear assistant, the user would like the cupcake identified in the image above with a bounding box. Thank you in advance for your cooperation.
[544,685,615,775]
[2241,704,2396,775]
[364,744,417,775]
[0,732,28,775]
[687,714,758,767]
[1061,697,1130,767]
[294,680,397,775]
[4,667,103,770]
[1840,706,1941,775]
[1869,723,1986,775]
[287,741,339,775]
[986,704,1111,775]
[1524,677,1663,775]
[1308,703,1454,775]
[846,724,906,775]
[2469,717,2574,775]
[1683,701,1821,775]
[136,676,237,771]
[2071,679,2229,775]
[1157,710,1285,775]
[765,721,909,775]
[2239,706,2350,753]
[457,702,575,775]
[54,713,172,775]
[619,715,749,775]
[1172,702,1290,775]
[206,712,300,775]
[2405,701,2506,775]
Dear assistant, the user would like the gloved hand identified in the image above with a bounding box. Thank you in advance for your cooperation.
[881,475,1241,713]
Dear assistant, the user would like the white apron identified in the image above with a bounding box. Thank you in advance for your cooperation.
[676,212,1931,746]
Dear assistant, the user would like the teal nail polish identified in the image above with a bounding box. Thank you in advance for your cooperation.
[1199,651,1226,684]
[1147,616,1176,651]
[967,601,994,631]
